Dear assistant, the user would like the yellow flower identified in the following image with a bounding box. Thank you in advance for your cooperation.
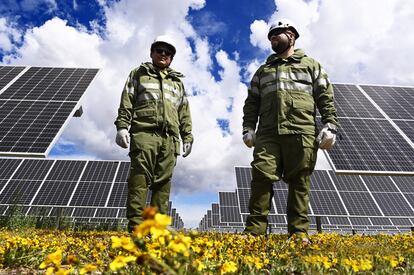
[96,241,106,251]
[220,260,237,274]
[80,264,98,274]
[66,254,78,265]
[109,255,137,271]
[194,259,206,272]
[360,259,373,271]
[46,267,55,275]
[39,249,63,269]
[56,267,74,275]
[111,236,136,252]
[154,213,172,226]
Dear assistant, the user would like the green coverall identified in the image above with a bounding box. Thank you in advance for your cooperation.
[115,62,193,231]
[242,49,338,235]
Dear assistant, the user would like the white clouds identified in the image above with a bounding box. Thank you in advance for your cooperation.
[254,0,414,85]
[249,20,268,50]
[4,17,102,66]
[0,17,21,54]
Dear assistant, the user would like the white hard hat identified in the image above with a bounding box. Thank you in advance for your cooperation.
[151,35,176,55]
[268,18,299,40]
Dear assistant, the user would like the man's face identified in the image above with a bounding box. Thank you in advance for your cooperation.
[151,43,173,69]
[269,30,293,54]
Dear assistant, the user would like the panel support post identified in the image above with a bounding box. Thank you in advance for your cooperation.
[316,216,322,233]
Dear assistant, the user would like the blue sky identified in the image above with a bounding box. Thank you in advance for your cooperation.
[1,0,414,228]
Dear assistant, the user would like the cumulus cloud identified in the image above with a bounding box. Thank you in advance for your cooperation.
[250,0,414,85]
[0,17,21,54]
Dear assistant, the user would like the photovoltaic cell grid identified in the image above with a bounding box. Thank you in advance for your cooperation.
[0,66,99,157]
[0,158,184,229]
[324,83,414,174]
[200,167,414,232]
[0,66,25,90]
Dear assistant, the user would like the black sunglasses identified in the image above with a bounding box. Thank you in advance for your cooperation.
[154,48,173,57]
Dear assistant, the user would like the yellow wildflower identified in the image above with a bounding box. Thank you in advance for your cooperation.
[56,267,73,275]
[39,249,63,269]
[111,236,136,252]
[109,255,137,271]
[154,213,172,226]
[220,260,237,274]
[194,259,206,272]
[80,264,98,274]
[360,258,373,271]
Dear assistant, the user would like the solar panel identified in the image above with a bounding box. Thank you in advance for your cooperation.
[0,66,99,157]
[326,118,414,173]
[220,207,242,223]
[211,203,220,226]
[360,85,414,120]
[371,193,414,216]
[339,191,382,216]
[0,158,184,229]
[273,190,288,214]
[323,83,414,174]
[95,208,118,218]
[0,66,26,91]
[349,217,371,226]
[309,190,347,215]
[207,167,414,233]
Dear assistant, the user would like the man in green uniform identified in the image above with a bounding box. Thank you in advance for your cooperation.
[114,35,193,232]
[242,19,338,241]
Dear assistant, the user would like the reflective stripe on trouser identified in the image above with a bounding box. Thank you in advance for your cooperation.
[244,134,317,235]
[126,131,178,230]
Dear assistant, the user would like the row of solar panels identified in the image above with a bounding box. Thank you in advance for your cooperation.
[0,158,184,229]
[0,204,184,229]
[199,167,414,233]
[1,65,414,176]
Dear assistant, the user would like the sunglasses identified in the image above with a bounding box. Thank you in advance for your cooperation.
[154,48,173,57]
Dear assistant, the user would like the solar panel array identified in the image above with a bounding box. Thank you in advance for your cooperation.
[199,167,414,233]
[0,66,99,157]
[324,84,414,174]
[0,158,184,229]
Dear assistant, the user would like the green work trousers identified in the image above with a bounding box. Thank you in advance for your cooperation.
[244,133,317,235]
[126,130,179,231]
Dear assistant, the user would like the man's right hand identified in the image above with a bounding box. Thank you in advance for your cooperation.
[242,129,256,148]
[115,128,130,148]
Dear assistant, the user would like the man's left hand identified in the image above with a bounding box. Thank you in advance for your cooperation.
[316,123,337,150]
[183,143,192,157]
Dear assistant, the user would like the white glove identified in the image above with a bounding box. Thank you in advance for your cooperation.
[316,123,337,150]
[242,129,256,148]
[182,143,192,157]
[115,128,130,148]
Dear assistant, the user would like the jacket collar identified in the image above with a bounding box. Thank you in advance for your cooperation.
[141,62,184,78]
[265,48,306,64]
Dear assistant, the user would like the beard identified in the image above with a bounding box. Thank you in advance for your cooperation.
[271,33,291,54]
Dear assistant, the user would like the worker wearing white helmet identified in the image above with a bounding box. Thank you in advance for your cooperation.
[242,18,338,243]
[115,34,193,231]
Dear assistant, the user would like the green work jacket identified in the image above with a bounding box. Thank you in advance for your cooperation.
[115,62,193,143]
[243,49,338,136]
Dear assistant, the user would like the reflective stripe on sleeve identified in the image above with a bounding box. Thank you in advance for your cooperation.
[261,83,277,96]
[259,73,276,86]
